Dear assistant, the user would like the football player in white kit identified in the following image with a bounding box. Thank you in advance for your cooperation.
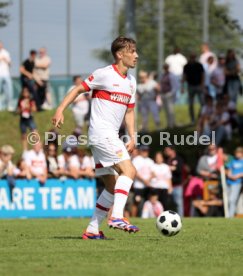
[52,36,139,239]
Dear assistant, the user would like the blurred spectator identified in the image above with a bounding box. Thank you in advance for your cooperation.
[211,53,226,100]
[150,151,172,210]
[165,46,187,91]
[203,55,215,98]
[0,41,13,111]
[57,143,80,179]
[45,128,59,148]
[160,64,178,128]
[225,49,241,103]
[23,141,47,185]
[77,148,95,178]
[16,87,37,151]
[137,70,161,132]
[182,53,205,124]
[226,147,243,217]
[197,95,215,136]
[196,144,219,180]
[221,94,239,130]
[164,146,184,216]
[19,50,38,107]
[70,75,90,136]
[199,42,217,72]
[0,145,16,199]
[14,159,32,180]
[45,143,61,178]
[33,47,51,110]
[141,191,164,219]
[203,101,232,146]
[132,145,154,217]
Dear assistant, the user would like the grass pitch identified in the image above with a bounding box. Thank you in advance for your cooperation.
[0,218,243,276]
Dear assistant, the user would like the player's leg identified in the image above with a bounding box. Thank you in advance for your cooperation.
[108,159,139,232]
[83,174,117,239]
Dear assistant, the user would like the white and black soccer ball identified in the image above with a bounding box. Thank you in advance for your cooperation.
[156,210,182,237]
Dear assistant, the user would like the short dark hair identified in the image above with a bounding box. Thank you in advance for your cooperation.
[73,75,82,83]
[30,50,37,55]
[111,36,136,59]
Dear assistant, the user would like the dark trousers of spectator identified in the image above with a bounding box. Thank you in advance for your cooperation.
[21,78,40,108]
[36,81,47,110]
[150,188,170,210]
[188,85,204,123]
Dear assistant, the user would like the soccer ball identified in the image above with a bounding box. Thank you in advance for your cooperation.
[156,210,182,237]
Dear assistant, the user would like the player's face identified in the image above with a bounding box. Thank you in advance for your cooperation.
[121,44,138,68]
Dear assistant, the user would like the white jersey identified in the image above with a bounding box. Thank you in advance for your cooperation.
[24,149,47,176]
[82,64,136,138]
[132,155,154,189]
[150,163,172,189]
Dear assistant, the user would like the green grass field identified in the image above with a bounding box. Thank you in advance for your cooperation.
[0,218,243,276]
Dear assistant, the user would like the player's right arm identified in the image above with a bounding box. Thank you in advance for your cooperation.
[52,84,87,128]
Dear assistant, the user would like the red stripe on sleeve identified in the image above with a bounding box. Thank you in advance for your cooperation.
[96,203,109,212]
[127,103,135,108]
[81,81,91,91]
[114,189,128,196]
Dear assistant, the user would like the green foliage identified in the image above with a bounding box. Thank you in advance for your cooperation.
[0,1,10,27]
[96,0,243,71]
[0,218,243,275]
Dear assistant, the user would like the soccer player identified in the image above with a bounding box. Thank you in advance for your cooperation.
[52,36,139,239]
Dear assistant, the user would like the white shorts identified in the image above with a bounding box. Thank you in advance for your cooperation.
[89,136,130,176]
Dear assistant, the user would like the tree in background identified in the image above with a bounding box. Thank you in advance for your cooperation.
[95,0,243,72]
[0,1,10,28]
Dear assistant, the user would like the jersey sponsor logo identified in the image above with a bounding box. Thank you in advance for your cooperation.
[113,84,120,87]
[88,75,94,82]
[110,93,131,104]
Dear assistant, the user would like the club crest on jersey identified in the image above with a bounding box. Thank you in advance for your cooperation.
[88,75,94,82]
[110,93,131,104]
[116,149,123,158]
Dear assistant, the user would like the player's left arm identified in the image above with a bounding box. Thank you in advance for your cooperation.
[124,107,136,153]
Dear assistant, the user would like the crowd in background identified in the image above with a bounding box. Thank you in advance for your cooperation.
[0,41,243,218]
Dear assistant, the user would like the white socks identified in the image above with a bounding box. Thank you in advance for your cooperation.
[111,175,133,218]
[86,189,114,234]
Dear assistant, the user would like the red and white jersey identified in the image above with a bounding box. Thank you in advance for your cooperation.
[82,64,136,137]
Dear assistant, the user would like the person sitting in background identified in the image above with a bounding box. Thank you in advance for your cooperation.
[150,151,172,210]
[132,145,154,217]
[192,185,223,217]
[57,143,80,179]
[221,93,239,130]
[19,50,38,106]
[203,101,232,146]
[45,143,61,178]
[141,191,164,219]
[0,145,16,200]
[197,95,215,136]
[70,75,90,136]
[137,70,161,132]
[160,63,178,128]
[77,148,95,178]
[196,144,220,180]
[226,147,243,218]
[23,141,47,185]
[16,87,38,151]
[14,159,32,180]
